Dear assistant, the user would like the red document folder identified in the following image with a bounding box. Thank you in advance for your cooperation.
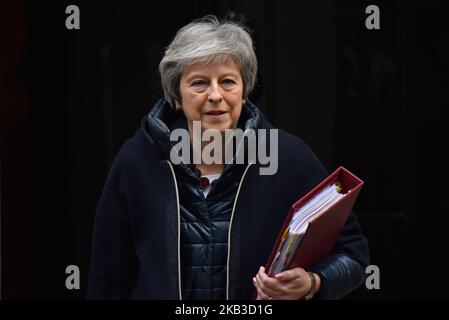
[265,166,364,275]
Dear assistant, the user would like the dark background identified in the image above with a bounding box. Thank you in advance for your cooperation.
[1,0,448,299]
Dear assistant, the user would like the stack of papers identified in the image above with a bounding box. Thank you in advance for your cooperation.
[268,183,345,276]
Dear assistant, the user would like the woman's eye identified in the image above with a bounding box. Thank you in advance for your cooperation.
[192,80,206,86]
[222,79,236,85]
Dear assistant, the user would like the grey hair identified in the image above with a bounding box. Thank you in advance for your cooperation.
[159,15,258,108]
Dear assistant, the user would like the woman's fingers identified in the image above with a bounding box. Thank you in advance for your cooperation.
[275,268,301,281]
[255,267,282,298]
[257,287,270,300]
[254,275,275,298]
[257,267,276,289]
[254,266,311,300]
[253,277,270,300]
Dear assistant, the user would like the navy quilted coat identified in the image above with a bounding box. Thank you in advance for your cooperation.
[87,99,369,300]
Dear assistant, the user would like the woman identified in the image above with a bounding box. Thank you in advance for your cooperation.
[87,15,369,300]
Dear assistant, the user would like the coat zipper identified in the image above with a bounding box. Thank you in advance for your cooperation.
[226,163,253,300]
[167,161,253,300]
[166,161,182,300]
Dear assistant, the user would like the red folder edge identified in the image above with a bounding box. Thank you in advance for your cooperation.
[264,166,364,276]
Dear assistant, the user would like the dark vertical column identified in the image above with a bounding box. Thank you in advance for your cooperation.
[1,0,31,299]
[272,2,336,169]
[27,0,69,298]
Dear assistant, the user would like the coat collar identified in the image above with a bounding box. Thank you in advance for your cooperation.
[144,98,263,162]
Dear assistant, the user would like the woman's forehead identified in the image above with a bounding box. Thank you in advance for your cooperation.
[182,57,241,77]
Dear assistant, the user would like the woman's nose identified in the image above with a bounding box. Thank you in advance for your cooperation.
[207,82,223,103]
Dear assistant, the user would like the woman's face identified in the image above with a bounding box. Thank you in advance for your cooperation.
[179,56,244,134]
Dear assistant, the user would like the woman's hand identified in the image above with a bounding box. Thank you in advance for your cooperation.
[252,266,321,300]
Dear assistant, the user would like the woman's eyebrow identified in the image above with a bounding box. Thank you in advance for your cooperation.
[184,73,207,81]
[219,72,239,78]
[184,72,239,81]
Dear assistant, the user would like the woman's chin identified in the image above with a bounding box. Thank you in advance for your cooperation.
[202,122,233,133]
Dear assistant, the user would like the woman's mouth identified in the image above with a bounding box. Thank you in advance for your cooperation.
[205,110,227,116]
[204,110,228,120]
